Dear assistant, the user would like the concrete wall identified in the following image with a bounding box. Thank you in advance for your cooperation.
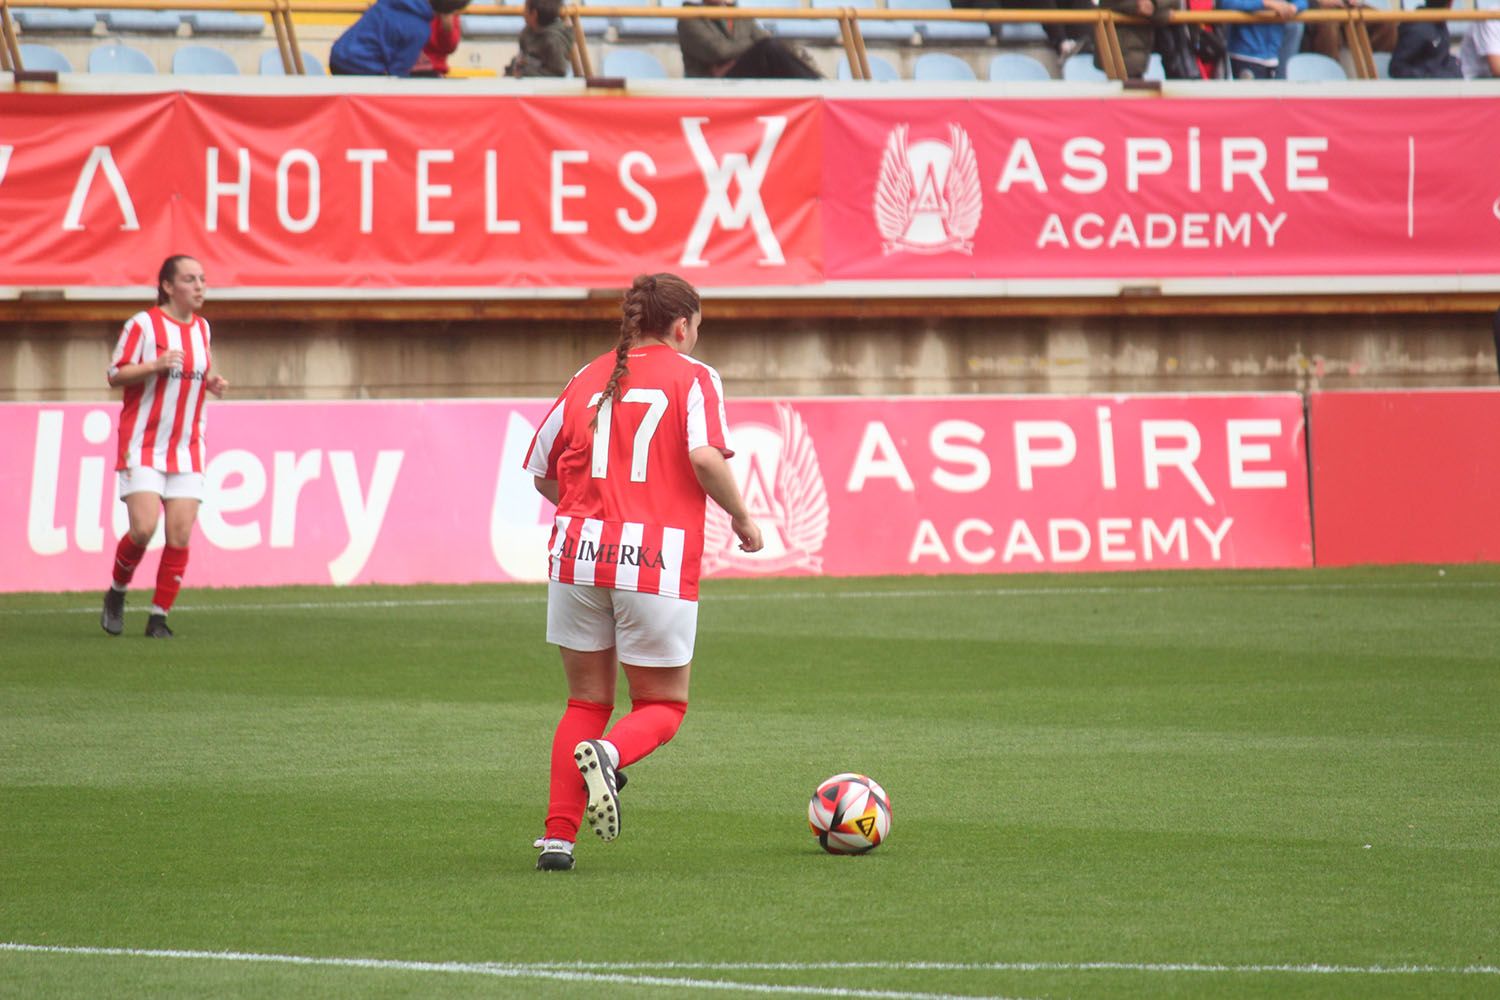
[5,308,1496,402]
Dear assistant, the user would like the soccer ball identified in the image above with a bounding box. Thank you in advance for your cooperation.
[807,773,891,854]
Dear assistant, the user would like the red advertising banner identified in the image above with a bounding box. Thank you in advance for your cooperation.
[1,393,1310,594]
[823,97,1500,281]
[2,91,1497,289]
[1309,389,1500,567]
[0,93,821,289]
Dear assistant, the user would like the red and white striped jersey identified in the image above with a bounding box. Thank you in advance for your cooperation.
[108,308,214,474]
[524,344,734,601]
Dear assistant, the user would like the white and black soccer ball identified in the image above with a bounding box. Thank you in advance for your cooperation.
[807,773,891,855]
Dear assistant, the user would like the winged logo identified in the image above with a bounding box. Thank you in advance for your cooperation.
[702,403,828,576]
[874,122,983,256]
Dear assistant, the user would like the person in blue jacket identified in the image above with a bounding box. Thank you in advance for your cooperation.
[330,0,469,76]
[1217,0,1306,78]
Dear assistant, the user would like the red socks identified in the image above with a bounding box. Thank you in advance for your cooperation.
[545,698,614,842]
[151,545,190,614]
[606,699,688,769]
[111,535,147,588]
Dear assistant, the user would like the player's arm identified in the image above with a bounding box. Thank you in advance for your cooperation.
[533,477,559,505]
[689,445,763,553]
[108,351,183,388]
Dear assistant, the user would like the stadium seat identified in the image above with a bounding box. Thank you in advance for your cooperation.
[12,8,97,32]
[913,50,976,80]
[18,42,74,72]
[618,0,685,39]
[887,0,991,43]
[1372,50,1391,78]
[1143,51,1165,81]
[100,10,182,33]
[997,20,1049,44]
[1285,51,1347,80]
[1062,52,1108,80]
[988,51,1051,80]
[173,44,239,74]
[836,52,902,79]
[185,11,266,35]
[577,0,618,36]
[88,42,155,73]
[757,0,844,42]
[459,12,526,36]
[813,0,915,43]
[602,47,669,78]
[258,49,325,74]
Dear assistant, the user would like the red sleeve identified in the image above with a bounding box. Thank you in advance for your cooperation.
[108,315,146,379]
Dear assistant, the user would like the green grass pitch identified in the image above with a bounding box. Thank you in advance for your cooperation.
[3,566,1499,999]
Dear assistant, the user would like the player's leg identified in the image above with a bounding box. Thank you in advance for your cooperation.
[539,583,618,869]
[144,494,200,638]
[102,480,162,635]
[604,591,695,767]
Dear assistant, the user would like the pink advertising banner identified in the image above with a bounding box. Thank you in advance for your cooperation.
[2,394,1310,594]
[821,98,1500,280]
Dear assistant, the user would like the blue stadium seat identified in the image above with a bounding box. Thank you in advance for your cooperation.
[576,0,617,36]
[1285,51,1347,80]
[19,42,74,72]
[258,49,325,74]
[988,51,1052,80]
[887,0,990,43]
[758,0,844,42]
[602,47,669,78]
[185,10,266,35]
[88,42,155,73]
[101,10,182,33]
[173,44,239,74]
[997,20,1049,44]
[1372,50,1391,78]
[913,50,976,80]
[1062,52,1107,80]
[618,0,684,38]
[813,0,915,43]
[13,8,97,32]
[1143,51,1165,81]
[459,12,526,36]
[836,52,901,79]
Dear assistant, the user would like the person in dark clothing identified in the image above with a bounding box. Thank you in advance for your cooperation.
[1389,0,1461,78]
[677,0,820,78]
[330,0,470,76]
[508,0,573,77]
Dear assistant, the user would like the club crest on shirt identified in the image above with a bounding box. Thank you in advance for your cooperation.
[874,123,983,256]
[703,403,828,576]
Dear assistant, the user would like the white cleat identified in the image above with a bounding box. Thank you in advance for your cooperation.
[574,739,622,842]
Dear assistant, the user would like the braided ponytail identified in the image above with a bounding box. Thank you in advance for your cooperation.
[590,273,701,430]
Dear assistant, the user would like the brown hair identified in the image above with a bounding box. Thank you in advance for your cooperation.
[155,254,198,305]
[527,0,561,25]
[591,273,701,429]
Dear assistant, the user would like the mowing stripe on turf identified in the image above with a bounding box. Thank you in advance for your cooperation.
[0,943,1033,1000]
[4,579,1497,617]
[4,943,1497,982]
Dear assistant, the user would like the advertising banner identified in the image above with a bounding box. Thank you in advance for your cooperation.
[2,393,1311,593]
[0,93,822,289]
[1310,389,1500,566]
[822,98,1500,281]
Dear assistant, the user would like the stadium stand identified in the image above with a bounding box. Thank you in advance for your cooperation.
[185,10,265,33]
[100,9,181,32]
[172,41,238,71]
[912,48,975,78]
[1285,50,1348,79]
[12,6,95,31]
[1061,49,1107,79]
[988,50,1050,79]
[760,0,843,42]
[259,45,323,72]
[888,0,990,44]
[602,44,666,76]
[18,38,69,68]
[87,39,154,71]
[837,50,900,78]
[618,0,682,38]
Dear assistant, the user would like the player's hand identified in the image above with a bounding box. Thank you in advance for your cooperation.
[154,349,184,373]
[207,374,229,397]
[732,515,763,554]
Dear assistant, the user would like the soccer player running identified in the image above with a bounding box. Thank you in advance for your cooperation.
[100,255,228,639]
[523,273,762,872]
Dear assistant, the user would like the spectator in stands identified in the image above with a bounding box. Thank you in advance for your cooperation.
[1389,0,1461,78]
[411,8,463,76]
[1295,0,1394,69]
[508,0,573,76]
[1459,3,1500,77]
[1095,0,1179,77]
[677,0,821,78]
[968,0,1092,60]
[330,0,470,76]
[1218,0,1305,78]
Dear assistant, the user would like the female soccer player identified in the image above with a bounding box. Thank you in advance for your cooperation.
[100,255,228,639]
[523,273,763,872]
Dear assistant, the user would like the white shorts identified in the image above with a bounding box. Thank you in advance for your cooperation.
[546,581,698,667]
[118,467,206,502]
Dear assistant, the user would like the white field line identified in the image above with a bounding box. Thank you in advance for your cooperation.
[3,579,1497,617]
[533,960,1500,975]
[0,943,1027,1000]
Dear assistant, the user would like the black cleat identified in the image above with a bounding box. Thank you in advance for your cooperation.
[101,589,125,636]
[533,838,575,871]
[144,614,174,639]
[574,739,622,842]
